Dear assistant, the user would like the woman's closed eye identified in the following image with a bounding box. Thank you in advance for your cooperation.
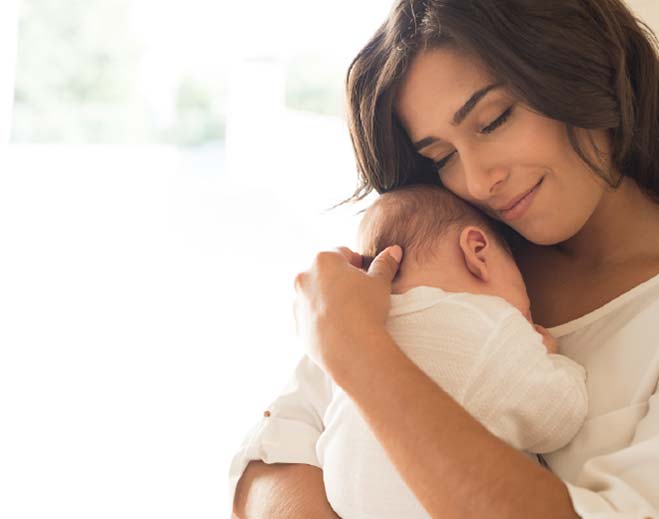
[481,105,514,135]
[434,105,515,171]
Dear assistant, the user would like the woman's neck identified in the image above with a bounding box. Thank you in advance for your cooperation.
[554,177,659,269]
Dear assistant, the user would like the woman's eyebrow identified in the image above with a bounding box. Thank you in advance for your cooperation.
[413,82,504,152]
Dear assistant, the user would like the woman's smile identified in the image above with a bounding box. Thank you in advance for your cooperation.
[498,177,544,222]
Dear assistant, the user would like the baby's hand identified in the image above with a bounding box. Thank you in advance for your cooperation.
[533,324,559,354]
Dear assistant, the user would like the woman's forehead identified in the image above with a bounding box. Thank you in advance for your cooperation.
[395,47,500,133]
[395,47,493,115]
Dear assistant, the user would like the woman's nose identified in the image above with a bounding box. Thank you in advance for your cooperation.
[462,154,509,201]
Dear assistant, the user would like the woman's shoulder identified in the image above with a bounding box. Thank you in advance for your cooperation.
[547,269,659,336]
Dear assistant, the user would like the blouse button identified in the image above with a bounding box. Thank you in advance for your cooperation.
[263,410,271,417]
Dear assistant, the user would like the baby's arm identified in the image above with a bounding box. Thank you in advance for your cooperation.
[462,310,588,454]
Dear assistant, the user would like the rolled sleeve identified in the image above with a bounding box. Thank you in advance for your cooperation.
[227,355,333,517]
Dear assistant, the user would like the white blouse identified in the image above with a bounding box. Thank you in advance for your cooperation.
[543,273,659,518]
[228,274,659,519]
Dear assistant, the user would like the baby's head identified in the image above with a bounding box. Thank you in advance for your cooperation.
[358,184,532,321]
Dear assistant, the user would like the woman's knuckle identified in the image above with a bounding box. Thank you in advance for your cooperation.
[314,251,335,268]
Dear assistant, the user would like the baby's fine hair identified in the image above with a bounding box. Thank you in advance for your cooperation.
[358,184,511,265]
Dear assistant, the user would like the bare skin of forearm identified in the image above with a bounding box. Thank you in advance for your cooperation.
[232,461,341,519]
[328,328,580,519]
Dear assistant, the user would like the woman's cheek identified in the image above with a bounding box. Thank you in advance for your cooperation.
[439,167,468,201]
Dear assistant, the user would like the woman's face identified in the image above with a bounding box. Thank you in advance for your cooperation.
[395,46,612,245]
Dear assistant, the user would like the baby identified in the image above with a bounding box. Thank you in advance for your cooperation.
[316,184,588,519]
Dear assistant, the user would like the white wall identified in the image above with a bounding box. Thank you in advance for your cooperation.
[628,0,659,32]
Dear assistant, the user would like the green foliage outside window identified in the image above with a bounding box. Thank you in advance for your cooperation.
[12,0,148,142]
[12,0,345,145]
[285,54,346,118]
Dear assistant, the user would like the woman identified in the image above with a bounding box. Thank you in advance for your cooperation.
[231,1,659,517]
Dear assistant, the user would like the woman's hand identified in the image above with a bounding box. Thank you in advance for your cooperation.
[293,245,403,378]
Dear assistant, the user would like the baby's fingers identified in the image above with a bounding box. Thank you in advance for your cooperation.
[534,324,559,354]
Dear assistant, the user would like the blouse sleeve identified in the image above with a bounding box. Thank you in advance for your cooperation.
[563,383,659,518]
[227,354,332,518]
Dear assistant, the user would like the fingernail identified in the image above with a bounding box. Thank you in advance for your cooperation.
[388,245,403,263]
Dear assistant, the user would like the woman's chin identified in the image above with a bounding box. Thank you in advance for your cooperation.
[512,224,575,247]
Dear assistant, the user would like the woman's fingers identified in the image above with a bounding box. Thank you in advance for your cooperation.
[334,246,363,269]
[292,245,402,375]
[367,245,403,282]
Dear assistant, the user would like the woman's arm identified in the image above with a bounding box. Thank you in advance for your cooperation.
[294,247,580,519]
[227,355,337,517]
[329,326,579,519]
[233,461,341,519]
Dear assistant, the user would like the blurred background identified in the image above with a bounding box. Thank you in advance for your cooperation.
[0,1,657,518]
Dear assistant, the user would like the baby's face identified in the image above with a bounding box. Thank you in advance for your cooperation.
[491,246,532,322]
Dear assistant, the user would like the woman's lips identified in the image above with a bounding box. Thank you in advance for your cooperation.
[499,178,544,221]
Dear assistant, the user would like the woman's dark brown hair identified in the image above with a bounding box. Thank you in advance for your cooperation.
[345,0,659,203]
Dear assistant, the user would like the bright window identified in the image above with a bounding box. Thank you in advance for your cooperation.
[2,1,389,517]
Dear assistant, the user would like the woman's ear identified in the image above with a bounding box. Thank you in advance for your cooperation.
[459,226,491,282]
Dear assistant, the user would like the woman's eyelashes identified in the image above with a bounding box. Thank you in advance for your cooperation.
[480,105,514,134]
[433,105,515,171]
[434,151,456,170]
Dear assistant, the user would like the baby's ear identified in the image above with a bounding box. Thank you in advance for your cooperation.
[459,226,491,282]
[459,226,490,255]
